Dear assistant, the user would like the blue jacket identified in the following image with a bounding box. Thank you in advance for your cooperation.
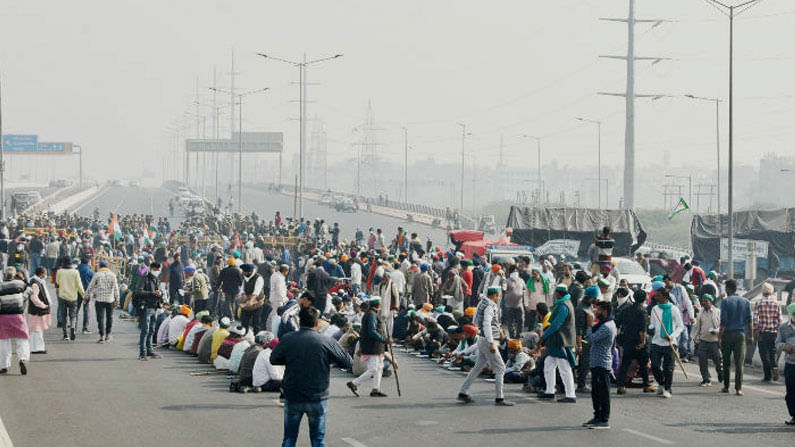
[270,327,352,402]
[77,264,94,290]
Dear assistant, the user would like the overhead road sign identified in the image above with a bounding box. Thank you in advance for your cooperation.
[186,132,283,153]
[3,134,38,152]
[37,142,73,153]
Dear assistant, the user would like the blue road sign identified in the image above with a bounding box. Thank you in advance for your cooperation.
[37,142,72,153]
[2,134,38,152]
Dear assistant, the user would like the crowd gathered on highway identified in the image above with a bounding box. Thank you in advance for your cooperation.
[0,206,793,445]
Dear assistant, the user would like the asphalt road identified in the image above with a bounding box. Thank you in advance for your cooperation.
[66,185,179,222]
[0,299,792,447]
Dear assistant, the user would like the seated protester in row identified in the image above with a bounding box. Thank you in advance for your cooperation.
[156,305,177,347]
[210,316,232,362]
[459,306,476,328]
[232,331,274,393]
[504,339,533,383]
[197,318,222,363]
[214,325,247,370]
[168,305,192,347]
[278,292,313,338]
[338,323,360,358]
[182,316,213,354]
[435,305,457,330]
[188,316,213,355]
[392,306,411,341]
[228,329,255,375]
[153,301,171,345]
[252,338,284,392]
[438,325,463,361]
[409,317,446,357]
[178,310,209,351]
[451,324,479,371]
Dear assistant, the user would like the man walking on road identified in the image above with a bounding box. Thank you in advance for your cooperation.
[777,303,795,425]
[84,260,119,343]
[270,306,353,447]
[537,285,578,403]
[650,288,683,398]
[754,283,781,382]
[133,262,164,361]
[76,257,94,335]
[693,294,722,386]
[719,279,753,395]
[215,258,243,320]
[583,301,616,430]
[347,297,389,398]
[457,287,515,406]
[56,257,85,341]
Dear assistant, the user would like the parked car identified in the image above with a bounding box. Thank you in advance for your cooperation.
[614,257,652,292]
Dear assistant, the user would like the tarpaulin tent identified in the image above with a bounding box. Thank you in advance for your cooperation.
[691,208,795,263]
[506,206,647,258]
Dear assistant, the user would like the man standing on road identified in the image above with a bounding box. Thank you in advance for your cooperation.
[76,257,94,335]
[215,258,243,320]
[693,294,723,387]
[56,257,85,341]
[615,290,655,394]
[133,262,164,361]
[347,297,389,398]
[754,283,782,383]
[169,253,185,305]
[270,306,353,447]
[575,285,599,394]
[457,287,515,406]
[650,288,684,398]
[719,279,753,395]
[537,285,578,403]
[776,303,795,425]
[84,260,119,343]
[583,301,616,430]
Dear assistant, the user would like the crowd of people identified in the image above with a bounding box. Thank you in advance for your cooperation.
[0,208,793,444]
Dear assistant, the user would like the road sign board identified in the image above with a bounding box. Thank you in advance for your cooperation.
[2,134,38,152]
[37,142,73,153]
[185,132,283,153]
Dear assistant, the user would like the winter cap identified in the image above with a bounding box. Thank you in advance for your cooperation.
[651,281,665,292]
[585,285,600,299]
[219,317,232,328]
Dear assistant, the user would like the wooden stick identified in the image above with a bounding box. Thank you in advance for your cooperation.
[659,322,688,379]
[388,342,402,397]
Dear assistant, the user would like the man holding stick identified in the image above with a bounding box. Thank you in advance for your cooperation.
[650,288,684,398]
[347,297,390,397]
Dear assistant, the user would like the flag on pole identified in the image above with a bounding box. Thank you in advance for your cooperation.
[109,213,122,240]
[668,198,689,220]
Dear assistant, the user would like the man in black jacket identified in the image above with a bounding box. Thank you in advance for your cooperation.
[347,297,389,397]
[215,259,243,320]
[270,306,352,447]
[133,262,164,361]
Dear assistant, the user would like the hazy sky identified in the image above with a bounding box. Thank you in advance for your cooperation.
[1,0,793,182]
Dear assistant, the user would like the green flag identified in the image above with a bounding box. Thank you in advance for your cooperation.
[668,198,689,220]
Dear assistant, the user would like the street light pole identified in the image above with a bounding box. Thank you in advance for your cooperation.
[0,71,4,220]
[257,52,343,220]
[577,118,603,209]
[457,123,466,212]
[402,127,408,203]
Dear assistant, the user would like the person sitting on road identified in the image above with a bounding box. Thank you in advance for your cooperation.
[252,337,285,392]
[214,324,247,370]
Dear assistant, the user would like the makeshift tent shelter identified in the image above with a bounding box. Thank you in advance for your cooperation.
[691,208,795,264]
[506,206,647,258]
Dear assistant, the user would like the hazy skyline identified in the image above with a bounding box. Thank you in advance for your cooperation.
[1,0,794,185]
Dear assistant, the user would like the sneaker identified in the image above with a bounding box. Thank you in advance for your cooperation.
[82,328,92,335]
[105,335,113,343]
[557,397,577,403]
[62,335,69,341]
[19,361,27,376]
[457,393,474,404]
[616,386,626,395]
[537,393,555,400]
[656,388,665,396]
[138,356,148,361]
[785,418,795,426]
[346,382,359,397]
[582,418,598,428]
[699,380,712,387]
[643,385,658,393]
[590,421,611,430]
[70,328,76,341]
[370,390,387,397]
[662,390,672,399]
[97,338,105,344]
[735,389,743,396]
[495,398,515,406]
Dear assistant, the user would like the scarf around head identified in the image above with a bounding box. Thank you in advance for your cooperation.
[551,294,570,314]
[527,270,549,294]
[657,302,673,338]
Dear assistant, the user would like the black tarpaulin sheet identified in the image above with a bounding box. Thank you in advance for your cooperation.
[691,208,795,262]
[506,207,647,258]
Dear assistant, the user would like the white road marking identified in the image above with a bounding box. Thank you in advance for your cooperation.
[70,186,110,213]
[623,428,674,445]
[341,437,368,447]
[743,384,785,396]
[0,414,14,447]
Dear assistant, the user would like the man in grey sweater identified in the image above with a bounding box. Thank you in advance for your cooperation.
[777,303,795,425]
[583,301,616,430]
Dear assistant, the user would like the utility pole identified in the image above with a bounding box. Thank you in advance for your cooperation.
[457,123,466,212]
[599,0,670,209]
[0,70,4,219]
[402,127,408,203]
[701,0,766,279]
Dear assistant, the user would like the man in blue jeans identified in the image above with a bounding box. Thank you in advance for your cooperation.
[133,262,164,361]
[271,305,352,447]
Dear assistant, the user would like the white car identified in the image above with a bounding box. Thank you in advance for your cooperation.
[613,257,652,292]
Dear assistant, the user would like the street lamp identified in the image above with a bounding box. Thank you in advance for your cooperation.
[257,52,343,219]
[457,123,467,212]
[684,94,722,219]
[577,118,603,209]
[210,86,269,213]
[664,174,692,207]
[701,0,766,279]
[402,127,408,203]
